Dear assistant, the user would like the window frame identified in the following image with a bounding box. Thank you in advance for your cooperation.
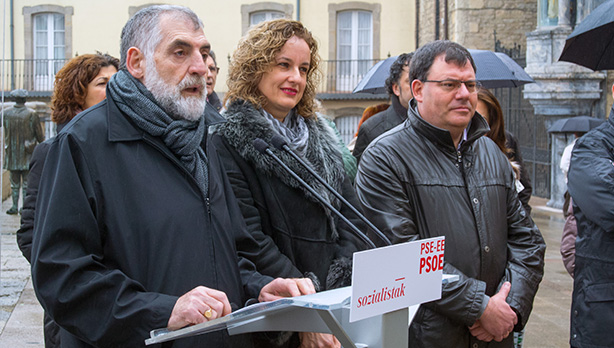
[241,2,293,35]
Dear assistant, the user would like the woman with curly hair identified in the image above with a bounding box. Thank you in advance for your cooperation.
[212,19,369,347]
[476,87,533,215]
[16,52,118,348]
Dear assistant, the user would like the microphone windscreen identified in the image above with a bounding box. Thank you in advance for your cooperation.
[252,138,269,154]
[270,134,289,150]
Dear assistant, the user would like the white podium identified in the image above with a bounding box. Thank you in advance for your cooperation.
[145,275,458,347]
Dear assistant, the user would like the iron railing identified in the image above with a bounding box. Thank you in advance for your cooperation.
[0,58,69,93]
[320,59,382,93]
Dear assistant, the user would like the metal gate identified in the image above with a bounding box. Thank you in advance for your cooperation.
[492,44,551,198]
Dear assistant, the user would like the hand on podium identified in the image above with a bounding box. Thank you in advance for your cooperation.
[167,286,232,330]
[299,332,341,348]
[472,282,517,342]
[258,277,316,302]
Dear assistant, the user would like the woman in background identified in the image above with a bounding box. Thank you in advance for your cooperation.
[477,87,533,215]
[16,52,119,348]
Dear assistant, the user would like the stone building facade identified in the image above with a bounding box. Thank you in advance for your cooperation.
[416,0,537,52]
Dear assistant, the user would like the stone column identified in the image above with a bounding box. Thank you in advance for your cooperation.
[558,0,572,28]
[524,27,605,208]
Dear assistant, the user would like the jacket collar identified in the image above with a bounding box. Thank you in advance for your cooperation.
[217,99,346,220]
[407,98,489,153]
[107,96,225,143]
[390,95,409,123]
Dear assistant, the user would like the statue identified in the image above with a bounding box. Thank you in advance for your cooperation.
[3,89,44,214]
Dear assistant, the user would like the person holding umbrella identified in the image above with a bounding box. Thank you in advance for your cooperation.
[567,83,614,348]
[352,52,413,163]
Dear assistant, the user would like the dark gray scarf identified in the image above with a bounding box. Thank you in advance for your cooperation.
[107,70,209,197]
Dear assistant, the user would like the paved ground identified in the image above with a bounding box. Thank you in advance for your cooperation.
[0,196,573,347]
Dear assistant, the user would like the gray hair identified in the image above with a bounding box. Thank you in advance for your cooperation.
[119,5,203,69]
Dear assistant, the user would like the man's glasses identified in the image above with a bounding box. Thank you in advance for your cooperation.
[208,66,220,74]
[421,79,481,93]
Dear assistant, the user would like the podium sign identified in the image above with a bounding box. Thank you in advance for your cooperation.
[350,236,445,322]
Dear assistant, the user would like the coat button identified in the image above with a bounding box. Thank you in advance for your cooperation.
[473,343,479,348]
[573,334,577,339]
[574,310,578,316]
[484,246,490,253]
[473,198,479,204]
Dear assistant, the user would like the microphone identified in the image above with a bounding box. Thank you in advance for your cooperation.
[252,138,377,249]
[270,135,392,246]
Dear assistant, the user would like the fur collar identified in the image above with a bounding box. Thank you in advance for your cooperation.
[216,99,347,236]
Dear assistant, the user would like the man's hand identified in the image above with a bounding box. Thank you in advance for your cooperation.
[469,320,494,342]
[478,282,518,341]
[299,332,341,348]
[167,286,231,330]
[258,278,316,302]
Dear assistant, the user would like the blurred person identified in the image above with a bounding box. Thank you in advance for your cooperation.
[476,87,533,215]
[355,40,545,347]
[559,132,584,278]
[352,53,413,163]
[346,103,390,153]
[206,50,222,111]
[30,6,314,348]
[2,89,44,214]
[213,18,370,348]
[16,52,119,348]
[567,84,614,348]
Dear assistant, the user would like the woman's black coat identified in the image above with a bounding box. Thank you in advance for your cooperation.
[212,100,370,290]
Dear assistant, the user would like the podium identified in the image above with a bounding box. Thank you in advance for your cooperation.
[145,275,458,347]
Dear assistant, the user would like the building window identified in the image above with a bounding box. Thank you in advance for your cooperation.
[23,5,73,91]
[336,10,372,91]
[334,113,362,145]
[33,13,65,90]
[241,2,293,35]
[328,2,381,92]
[538,0,559,27]
[250,10,285,26]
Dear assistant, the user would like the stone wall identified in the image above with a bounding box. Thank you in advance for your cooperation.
[418,0,536,54]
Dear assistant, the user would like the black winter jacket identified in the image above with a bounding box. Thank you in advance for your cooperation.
[568,108,614,348]
[31,98,271,348]
[212,100,370,290]
[355,100,545,348]
[352,95,407,164]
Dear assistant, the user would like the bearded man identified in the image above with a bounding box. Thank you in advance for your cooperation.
[31,6,314,348]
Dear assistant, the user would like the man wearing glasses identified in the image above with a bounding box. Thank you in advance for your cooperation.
[206,50,222,111]
[355,40,545,347]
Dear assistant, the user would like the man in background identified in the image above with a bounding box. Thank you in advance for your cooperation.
[352,52,412,163]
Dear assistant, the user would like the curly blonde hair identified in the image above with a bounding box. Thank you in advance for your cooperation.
[225,18,321,118]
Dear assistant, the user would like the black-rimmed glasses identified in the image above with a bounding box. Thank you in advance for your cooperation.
[421,79,481,93]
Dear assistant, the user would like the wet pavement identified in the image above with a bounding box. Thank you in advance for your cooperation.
[0,196,573,347]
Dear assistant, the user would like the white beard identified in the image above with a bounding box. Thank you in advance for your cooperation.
[144,59,207,121]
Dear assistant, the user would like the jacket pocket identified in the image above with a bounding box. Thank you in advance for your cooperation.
[585,283,614,302]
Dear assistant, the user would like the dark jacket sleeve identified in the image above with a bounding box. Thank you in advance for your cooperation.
[352,124,374,164]
[31,135,178,347]
[16,141,50,263]
[211,134,303,280]
[498,176,545,330]
[568,133,614,231]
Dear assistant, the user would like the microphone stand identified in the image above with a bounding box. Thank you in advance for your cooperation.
[252,138,377,249]
[270,135,392,246]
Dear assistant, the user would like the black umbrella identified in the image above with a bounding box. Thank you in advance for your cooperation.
[547,116,605,133]
[559,0,614,70]
[352,56,398,94]
[468,49,535,88]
